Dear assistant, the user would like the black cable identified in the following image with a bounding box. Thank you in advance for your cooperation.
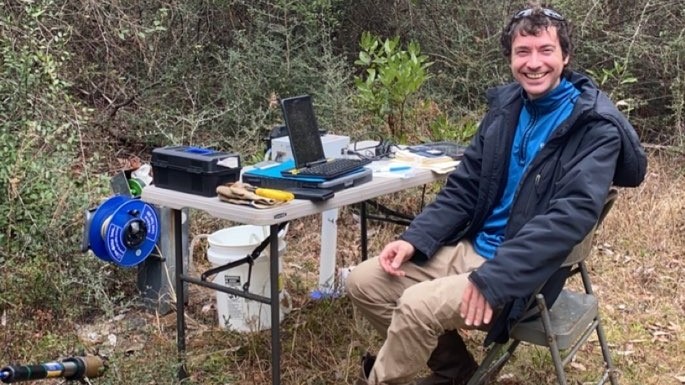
[346,137,396,161]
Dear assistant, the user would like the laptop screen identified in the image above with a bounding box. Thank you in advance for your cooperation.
[280,95,326,168]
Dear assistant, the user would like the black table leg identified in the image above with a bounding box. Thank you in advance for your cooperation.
[360,201,368,261]
[269,224,281,385]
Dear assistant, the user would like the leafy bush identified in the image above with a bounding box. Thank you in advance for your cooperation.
[1,1,82,257]
[354,32,432,141]
[62,0,354,158]
[0,0,121,328]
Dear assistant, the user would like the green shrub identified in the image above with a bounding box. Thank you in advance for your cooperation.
[354,32,432,141]
[1,0,82,258]
[0,0,120,327]
[61,0,354,159]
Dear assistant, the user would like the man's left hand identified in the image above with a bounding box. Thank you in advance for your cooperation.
[460,281,493,327]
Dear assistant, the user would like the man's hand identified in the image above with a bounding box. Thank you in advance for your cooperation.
[378,240,415,277]
[460,281,493,327]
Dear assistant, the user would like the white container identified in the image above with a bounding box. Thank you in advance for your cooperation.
[207,225,291,332]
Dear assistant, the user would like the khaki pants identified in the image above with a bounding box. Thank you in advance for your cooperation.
[346,240,486,385]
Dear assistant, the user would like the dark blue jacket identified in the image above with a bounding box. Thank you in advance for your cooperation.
[400,71,647,344]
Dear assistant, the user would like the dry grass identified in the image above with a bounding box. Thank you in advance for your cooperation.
[586,152,685,384]
[5,152,682,385]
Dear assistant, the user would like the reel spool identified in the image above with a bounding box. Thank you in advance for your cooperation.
[83,195,159,267]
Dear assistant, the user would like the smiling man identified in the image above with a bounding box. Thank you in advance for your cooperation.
[509,14,569,99]
[348,5,647,385]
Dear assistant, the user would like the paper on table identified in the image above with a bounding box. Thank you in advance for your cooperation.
[393,149,454,165]
[424,161,460,174]
[392,150,459,174]
[368,161,414,178]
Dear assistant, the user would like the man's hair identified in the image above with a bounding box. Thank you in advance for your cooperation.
[500,6,573,61]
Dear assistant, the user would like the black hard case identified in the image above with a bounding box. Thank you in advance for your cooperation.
[151,146,241,197]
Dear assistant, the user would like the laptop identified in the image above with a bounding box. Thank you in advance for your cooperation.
[279,95,370,179]
[242,159,373,191]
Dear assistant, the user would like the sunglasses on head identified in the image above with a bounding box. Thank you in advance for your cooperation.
[513,8,565,21]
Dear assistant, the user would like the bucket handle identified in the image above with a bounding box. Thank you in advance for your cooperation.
[201,221,289,291]
[201,255,253,282]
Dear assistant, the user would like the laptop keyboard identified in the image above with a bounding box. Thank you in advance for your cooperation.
[293,158,371,179]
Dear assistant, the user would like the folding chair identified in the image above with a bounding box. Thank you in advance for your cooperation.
[468,188,620,385]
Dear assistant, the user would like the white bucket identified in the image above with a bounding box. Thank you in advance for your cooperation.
[207,225,291,332]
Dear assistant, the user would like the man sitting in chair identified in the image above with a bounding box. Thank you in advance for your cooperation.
[347,5,647,385]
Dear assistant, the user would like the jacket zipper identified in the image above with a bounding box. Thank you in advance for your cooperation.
[504,136,561,238]
[518,104,538,165]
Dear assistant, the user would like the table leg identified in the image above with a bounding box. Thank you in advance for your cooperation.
[173,208,188,379]
[360,201,368,261]
[318,209,338,293]
[269,224,281,385]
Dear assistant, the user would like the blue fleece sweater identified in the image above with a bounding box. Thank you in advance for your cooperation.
[474,78,581,259]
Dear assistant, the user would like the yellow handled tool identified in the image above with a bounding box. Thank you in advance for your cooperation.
[253,187,294,202]
[220,182,295,203]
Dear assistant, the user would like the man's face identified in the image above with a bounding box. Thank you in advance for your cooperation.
[510,26,569,100]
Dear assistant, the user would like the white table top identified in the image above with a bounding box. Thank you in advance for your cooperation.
[141,166,444,226]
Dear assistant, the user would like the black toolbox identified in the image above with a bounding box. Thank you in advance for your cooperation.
[151,146,241,197]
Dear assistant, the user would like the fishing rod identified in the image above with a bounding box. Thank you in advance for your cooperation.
[0,355,106,383]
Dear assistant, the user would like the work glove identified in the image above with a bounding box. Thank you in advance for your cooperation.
[216,182,282,209]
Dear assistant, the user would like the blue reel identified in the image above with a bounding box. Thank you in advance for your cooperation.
[83,195,159,267]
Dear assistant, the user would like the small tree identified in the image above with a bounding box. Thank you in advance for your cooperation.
[354,32,432,141]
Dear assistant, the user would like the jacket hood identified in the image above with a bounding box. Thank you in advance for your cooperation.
[569,71,647,187]
[485,71,647,187]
